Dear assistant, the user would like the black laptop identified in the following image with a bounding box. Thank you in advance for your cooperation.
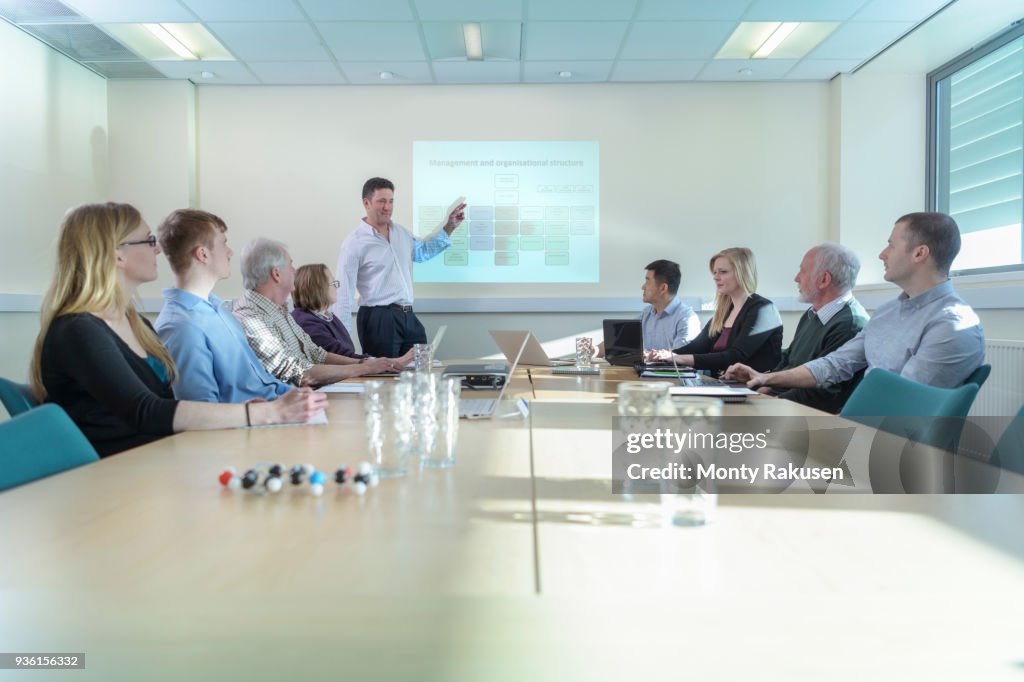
[602,319,644,366]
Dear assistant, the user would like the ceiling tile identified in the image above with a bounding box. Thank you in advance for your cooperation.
[413,0,522,21]
[62,0,197,22]
[697,58,798,80]
[744,0,868,21]
[809,20,913,59]
[524,22,629,60]
[526,0,638,21]
[432,60,520,83]
[208,22,329,61]
[854,0,948,22]
[151,59,258,83]
[248,61,345,84]
[620,22,735,60]
[181,0,305,22]
[636,0,753,21]
[341,61,434,84]
[523,61,613,82]
[317,22,426,61]
[609,59,704,81]
[299,0,414,21]
[784,58,861,79]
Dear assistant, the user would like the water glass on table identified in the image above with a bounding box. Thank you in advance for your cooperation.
[363,380,413,478]
[575,336,595,368]
[420,376,461,468]
[413,343,433,372]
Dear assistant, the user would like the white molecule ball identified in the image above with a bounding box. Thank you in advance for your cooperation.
[228,475,242,491]
[369,473,380,488]
[357,461,373,476]
[310,483,324,497]
[353,481,368,496]
[266,477,283,493]
[302,463,316,476]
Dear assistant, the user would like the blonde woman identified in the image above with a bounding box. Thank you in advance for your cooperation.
[30,202,326,457]
[646,247,782,373]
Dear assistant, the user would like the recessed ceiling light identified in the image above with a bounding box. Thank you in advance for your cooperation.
[463,23,483,61]
[103,23,233,61]
[144,23,196,60]
[379,71,394,80]
[558,71,572,78]
[715,22,837,60]
[201,71,215,79]
[738,68,754,76]
[753,22,799,58]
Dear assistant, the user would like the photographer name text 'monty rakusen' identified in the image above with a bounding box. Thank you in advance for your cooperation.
[625,462,845,484]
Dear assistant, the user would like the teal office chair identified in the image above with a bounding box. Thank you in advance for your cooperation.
[0,377,38,417]
[990,405,1024,476]
[962,363,991,389]
[0,404,99,492]
[840,369,980,452]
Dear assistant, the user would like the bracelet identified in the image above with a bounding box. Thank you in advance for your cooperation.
[245,402,252,427]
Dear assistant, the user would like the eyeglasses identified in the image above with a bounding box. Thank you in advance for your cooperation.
[330,280,341,289]
[120,236,158,248]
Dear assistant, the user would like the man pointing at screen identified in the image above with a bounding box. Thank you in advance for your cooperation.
[334,177,466,357]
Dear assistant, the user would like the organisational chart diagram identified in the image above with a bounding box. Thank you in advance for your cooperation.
[412,141,599,283]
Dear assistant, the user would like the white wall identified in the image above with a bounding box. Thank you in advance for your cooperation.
[0,20,108,385]
[194,82,832,303]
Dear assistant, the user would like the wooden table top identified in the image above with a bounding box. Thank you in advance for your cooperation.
[3,363,1023,680]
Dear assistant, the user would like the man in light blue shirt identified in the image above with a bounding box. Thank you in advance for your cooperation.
[638,259,701,350]
[724,212,985,393]
[155,209,291,403]
[334,177,466,357]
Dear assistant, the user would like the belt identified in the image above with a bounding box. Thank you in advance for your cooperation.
[387,303,414,313]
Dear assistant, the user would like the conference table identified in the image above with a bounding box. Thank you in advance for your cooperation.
[2,366,1023,681]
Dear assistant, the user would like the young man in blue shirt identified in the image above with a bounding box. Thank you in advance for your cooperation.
[155,209,294,403]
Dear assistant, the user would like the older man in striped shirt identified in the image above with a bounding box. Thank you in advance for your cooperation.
[334,177,466,358]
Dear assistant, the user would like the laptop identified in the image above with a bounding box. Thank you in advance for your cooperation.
[454,331,529,419]
[602,319,644,366]
[403,325,447,369]
[490,330,574,367]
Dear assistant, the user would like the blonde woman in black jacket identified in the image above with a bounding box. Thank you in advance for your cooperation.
[646,247,782,374]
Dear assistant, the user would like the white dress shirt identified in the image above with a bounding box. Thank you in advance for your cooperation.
[333,219,451,332]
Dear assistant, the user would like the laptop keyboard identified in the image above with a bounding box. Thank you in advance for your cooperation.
[681,375,727,388]
[459,398,497,418]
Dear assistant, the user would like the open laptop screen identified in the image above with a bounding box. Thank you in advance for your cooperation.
[603,319,643,365]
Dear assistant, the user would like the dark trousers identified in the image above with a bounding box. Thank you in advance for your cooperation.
[357,305,427,358]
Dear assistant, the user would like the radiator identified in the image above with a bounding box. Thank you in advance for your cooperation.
[970,339,1024,417]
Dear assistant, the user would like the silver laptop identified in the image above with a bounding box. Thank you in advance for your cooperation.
[459,332,529,419]
[403,325,447,369]
[490,330,573,367]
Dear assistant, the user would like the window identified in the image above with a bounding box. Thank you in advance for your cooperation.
[929,22,1024,275]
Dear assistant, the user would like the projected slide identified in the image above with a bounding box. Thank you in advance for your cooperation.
[412,141,599,283]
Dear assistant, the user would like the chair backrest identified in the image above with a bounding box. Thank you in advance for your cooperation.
[991,405,1024,476]
[0,377,38,417]
[963,363,991,389]
[0,404,100,492]
[840,369,980,451]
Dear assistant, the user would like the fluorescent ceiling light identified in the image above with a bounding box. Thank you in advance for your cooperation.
[145,23,196,60]
[463,23,483,60]
[102,23,234,61]
[716,22,838,60]
[753,22,799,58]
